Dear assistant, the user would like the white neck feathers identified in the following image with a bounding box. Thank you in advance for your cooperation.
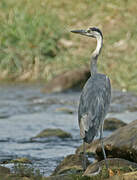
[90,34,103,75]
[92,35,103,58]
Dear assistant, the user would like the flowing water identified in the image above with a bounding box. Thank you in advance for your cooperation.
[0,83,137,176]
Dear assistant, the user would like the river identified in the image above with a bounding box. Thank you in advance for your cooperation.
[0,83,137,176]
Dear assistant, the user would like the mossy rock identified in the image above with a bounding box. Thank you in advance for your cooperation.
[104,118,126,131]
[32,128,72,139]
[11,158,31,164]
[52,154,90,176]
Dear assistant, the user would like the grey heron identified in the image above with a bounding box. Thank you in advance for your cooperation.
[71,27,111,170]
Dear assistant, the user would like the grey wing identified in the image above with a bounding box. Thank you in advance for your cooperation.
[78,76,111,143]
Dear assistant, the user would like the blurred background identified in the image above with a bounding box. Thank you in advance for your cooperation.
[0,0,137,177]
[0,0,137,91]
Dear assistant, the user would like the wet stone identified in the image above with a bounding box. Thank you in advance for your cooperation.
[1,157,31,164]
[96,119,137,163]
[55,107,75,114]
[52,154,90,176]
[104,118,127,130]
[31,128,72,140]
[10,157,32,164]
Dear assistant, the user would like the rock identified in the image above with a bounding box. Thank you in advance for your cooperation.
[0,165,10,174]
[42,67,90,93]
[128,106,137,112]
[11,157,31,164]
[52,154,90,175]
[76,139,100,156]
[0,166,10,180]
[96,144,137,163]
[1,157,32,164]
[104,118,127,130]
[123,171,137,180]
[83,158,137,178]
[55,107,74,114]
[32,128,72,139]
[96,119,137,163]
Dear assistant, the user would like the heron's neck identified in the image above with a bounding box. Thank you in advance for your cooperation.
[90,35,103,76]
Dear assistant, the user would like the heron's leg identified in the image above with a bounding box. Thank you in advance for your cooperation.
[100,124,108,170]
[83,140,86,171]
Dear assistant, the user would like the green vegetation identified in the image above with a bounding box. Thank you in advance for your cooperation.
[13,163,42,179]
[0,163,137,180]
[69,165,136,180]
[0,0,137,91]
[0,163,42,180]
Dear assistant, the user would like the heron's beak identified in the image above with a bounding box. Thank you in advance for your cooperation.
[71,29,87,35]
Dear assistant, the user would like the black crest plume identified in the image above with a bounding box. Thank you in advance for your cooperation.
[90,27,103,38]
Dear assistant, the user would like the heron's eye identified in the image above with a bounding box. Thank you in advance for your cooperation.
[87,30,90,33]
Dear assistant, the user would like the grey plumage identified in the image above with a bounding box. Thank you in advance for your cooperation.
[78,73,111,143]
[71,27,111,171]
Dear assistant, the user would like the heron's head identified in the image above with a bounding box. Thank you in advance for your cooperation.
[71,27,103,39]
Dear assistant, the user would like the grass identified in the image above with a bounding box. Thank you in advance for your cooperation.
[0,163,42,180]
[13,163,42,179]
[0,0,137,91]
[0,164,137,180]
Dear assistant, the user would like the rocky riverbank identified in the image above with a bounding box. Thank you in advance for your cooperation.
[1,119,137,180]
[0,84,137,179]
[48,119,137,179]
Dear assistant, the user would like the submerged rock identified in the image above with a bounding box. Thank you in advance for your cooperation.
[96,119,137,163]
[52,154,90,176]
[104,118,126,130]
[55,107,75,114]
[32,128,72,139]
